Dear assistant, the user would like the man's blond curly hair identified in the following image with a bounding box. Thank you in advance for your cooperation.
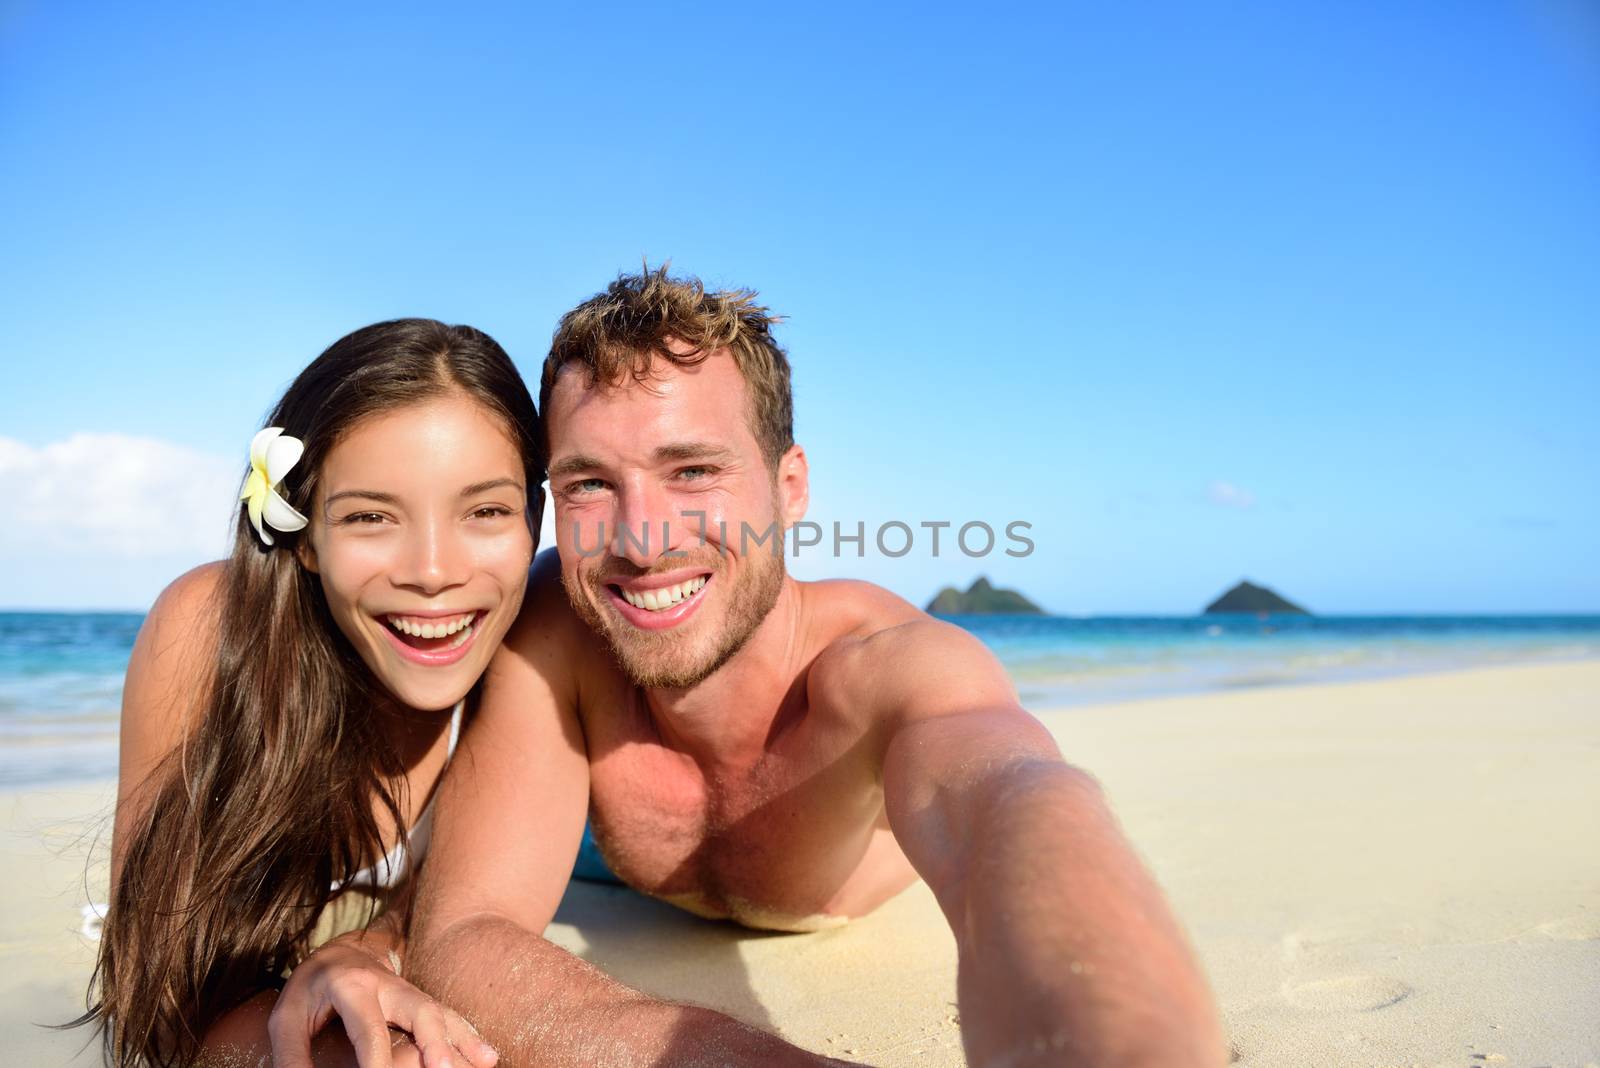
[541,263,794,469]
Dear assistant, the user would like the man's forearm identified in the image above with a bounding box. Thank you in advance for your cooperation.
[407,914,852,1068]
[950,762,1226,1068]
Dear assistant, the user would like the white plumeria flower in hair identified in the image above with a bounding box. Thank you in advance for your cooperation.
[240,427,309,546]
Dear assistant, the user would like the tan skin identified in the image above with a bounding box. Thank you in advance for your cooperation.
[113,394,530,1068]
[387,350,1229,1067]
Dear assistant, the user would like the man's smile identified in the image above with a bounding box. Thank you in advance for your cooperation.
[603,570,714,630]
[615,575,708,612]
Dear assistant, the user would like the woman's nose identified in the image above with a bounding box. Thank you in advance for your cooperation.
[392,518,470,595]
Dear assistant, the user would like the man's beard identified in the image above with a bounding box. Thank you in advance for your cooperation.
[564,542,786,690]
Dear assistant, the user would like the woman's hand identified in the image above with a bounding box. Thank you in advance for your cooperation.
[269,935,499,1068]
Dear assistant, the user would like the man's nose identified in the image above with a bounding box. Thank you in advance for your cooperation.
[612,480,682,568]
[393,517,470,595]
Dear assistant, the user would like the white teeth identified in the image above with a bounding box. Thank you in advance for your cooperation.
[387,612,477,638]
[620,576,708,612]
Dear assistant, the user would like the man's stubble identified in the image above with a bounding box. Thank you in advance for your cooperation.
[563,526,786,689]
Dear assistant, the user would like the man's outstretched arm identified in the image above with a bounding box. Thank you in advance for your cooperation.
[404,562,855,1067]
[861,621,1227,1068]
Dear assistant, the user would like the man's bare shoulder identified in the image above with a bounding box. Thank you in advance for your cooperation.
[802,579,1016,727]
[799,576,925,635]
[501,549,602,678]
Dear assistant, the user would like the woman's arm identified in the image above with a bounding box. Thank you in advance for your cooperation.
[112,564,494,1068]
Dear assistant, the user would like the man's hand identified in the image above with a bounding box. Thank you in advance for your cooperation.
[269,931,499,1068]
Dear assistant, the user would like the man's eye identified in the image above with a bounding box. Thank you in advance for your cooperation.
[571,479,608,494]
[678,466,713,481]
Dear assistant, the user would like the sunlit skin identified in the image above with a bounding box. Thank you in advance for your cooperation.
[404,345,1227,1068]
[299,393,536,715]
[541,352,922,927]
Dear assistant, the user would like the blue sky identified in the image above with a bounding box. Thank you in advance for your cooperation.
[2,1,1596,613]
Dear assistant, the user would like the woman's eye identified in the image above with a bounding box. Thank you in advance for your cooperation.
[470,505,513,520]
[342,512,388,525]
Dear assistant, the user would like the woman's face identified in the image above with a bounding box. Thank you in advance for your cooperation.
[300,393,535,712]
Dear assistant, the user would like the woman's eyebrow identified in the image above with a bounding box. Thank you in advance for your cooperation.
[459,478,524,497]
[324,481,523,506]
[325,489,399,506]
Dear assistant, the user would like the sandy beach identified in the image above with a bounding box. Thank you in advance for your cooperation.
[6,659,1598,1066]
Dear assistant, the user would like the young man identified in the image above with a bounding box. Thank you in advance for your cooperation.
[406,269,1226,1067]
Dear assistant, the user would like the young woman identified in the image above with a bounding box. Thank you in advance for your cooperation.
[87,319,540,1067]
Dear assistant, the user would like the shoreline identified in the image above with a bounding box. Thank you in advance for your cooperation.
[5,660,1599,1066]
[1016,648,1600,711]
[9,651,1598,794]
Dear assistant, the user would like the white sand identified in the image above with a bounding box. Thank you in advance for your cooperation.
[1,780,115,1066]
[7,661,1599,1066]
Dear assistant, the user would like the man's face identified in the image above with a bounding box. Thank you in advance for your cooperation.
[546,347,807,689]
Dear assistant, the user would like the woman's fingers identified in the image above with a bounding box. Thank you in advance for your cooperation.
[266,988,329,1068]
[442,1010,499,1068]
[328,981,397,1068]
[405,1000,454,1068]
[382,984,498,1068]
[267,940,494,1068]
[392,1040,427,1068]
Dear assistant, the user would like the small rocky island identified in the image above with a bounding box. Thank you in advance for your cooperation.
[1203,580,1309,615]
[926,576,1043,615]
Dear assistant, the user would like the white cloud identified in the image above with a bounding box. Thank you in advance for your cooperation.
[0,433,239,558]
[1207,480,1256,510]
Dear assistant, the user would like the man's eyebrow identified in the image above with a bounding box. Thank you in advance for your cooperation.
[548,444,734,480]
[652,441,735,464]
[548,454,606,480]
[324,489,399,506]
[459,478,525,497]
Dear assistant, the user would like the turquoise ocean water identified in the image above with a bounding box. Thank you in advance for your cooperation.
[2,610,1597,788]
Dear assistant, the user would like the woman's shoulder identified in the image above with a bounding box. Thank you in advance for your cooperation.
[121,562,227,756]
[134,561,227,671]
[149,560,227,621]
[113,562,231,869]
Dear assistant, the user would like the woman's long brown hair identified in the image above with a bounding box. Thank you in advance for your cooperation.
[82,319,543,1066]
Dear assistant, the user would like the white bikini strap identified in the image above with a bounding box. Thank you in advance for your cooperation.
[446,699,464,759]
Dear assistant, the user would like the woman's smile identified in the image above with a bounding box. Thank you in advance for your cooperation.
[378,608,489,664]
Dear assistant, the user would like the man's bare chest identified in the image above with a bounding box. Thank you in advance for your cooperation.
[580,708,894,926]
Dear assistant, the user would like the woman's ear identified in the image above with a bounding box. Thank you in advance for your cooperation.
[295,536,320,574]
